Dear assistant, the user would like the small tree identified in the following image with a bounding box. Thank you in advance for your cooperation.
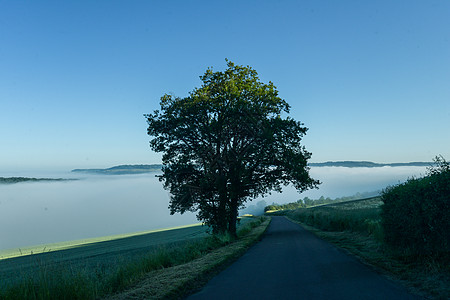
[146,60,319,236]
[427,154,450,176]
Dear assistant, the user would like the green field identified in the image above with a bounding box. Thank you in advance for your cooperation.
[0,217,262,299]
[0,224,207,289]
[0,223,205,260]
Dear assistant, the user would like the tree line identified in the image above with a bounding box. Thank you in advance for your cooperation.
[264,191,380,211]
[0,177,66,184]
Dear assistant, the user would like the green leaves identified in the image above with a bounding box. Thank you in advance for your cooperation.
[146,60,318,235]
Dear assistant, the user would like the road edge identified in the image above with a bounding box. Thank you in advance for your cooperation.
[283,216,431,299]
[106,217,271,300]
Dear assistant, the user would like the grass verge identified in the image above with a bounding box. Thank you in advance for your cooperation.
[105,217,271,300]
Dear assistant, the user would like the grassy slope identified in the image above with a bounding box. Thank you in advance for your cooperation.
[0,223,209,292]
[269,199,449,299]
[0,223,204,260]
[0,217,269,299]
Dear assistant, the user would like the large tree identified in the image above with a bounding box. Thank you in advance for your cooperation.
[146,60,319,236]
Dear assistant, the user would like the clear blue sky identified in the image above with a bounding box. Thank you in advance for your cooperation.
[1,0,449,171]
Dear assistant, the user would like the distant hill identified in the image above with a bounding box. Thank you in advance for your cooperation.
[308,161,433,168]
[71,164,162,175]
[0,177,69,184]
[71,161,432,175]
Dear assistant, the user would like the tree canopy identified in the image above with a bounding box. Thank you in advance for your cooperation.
[145,60,319,236]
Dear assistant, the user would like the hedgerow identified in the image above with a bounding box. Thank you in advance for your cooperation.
[381,156,450,257]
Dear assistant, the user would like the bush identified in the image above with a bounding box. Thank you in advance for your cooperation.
[381,156,450,256]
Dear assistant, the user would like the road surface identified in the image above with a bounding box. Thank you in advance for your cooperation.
[187,216,421,300]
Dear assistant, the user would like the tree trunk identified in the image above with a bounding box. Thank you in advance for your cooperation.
[228,197,238,238]
[227,161,242,238]
[216,170,228,234]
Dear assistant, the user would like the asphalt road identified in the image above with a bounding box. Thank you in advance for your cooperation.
[187,216,421,300]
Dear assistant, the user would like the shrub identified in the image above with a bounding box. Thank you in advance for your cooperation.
[381,156,450,256]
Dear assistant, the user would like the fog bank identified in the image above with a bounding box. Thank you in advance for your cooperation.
[240,166,427,216]
[0,174,197,250]
[0,166,427,250]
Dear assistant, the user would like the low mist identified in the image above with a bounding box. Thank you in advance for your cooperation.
[240,166,428,216]
[0,166,427,250]
[0,173,197,250]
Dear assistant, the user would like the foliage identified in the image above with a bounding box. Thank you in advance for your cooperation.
[264,202,305,212]
[426,154,450,175]
[236,216,265,237]
[381,155,450,256]
[146,60,319,235]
